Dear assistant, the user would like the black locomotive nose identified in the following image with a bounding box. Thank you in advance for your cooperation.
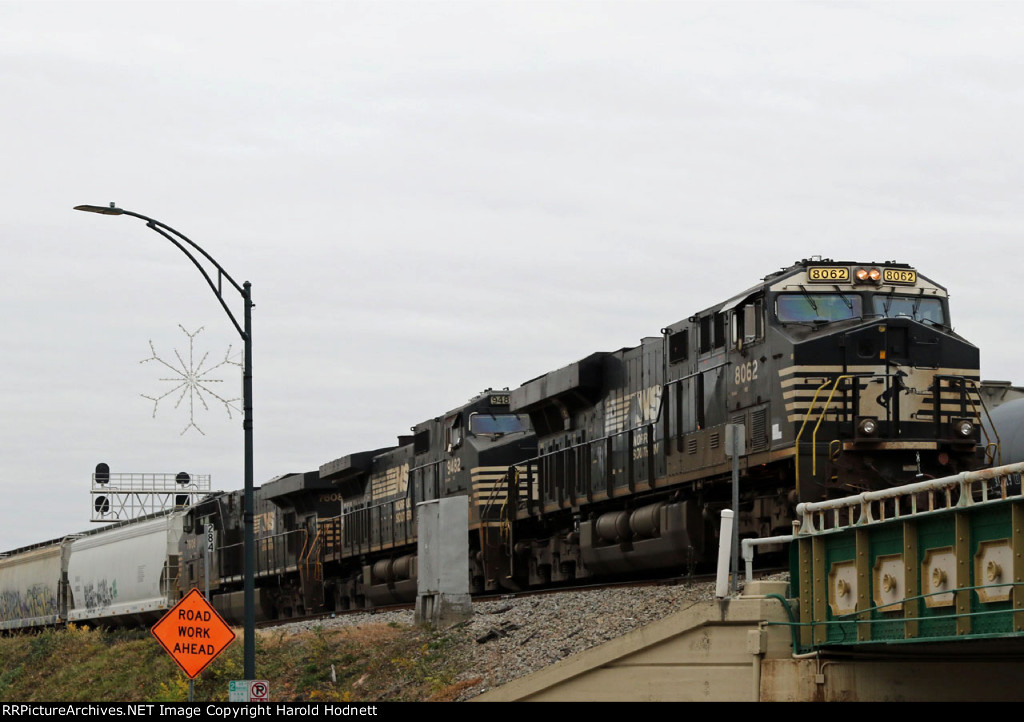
[838,317,941,368]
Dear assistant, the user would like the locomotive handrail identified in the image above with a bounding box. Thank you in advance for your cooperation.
[299,525,317,582]
[662,360,732,388]
[798,371,909,480]
[408,458,444,508]
[661,362,730,447]
[478,464,526,524]
[810,375,859,477]
[516,364,743,509]
[793,377,841,497]
[408,458,445,476]
[948,376,999,466]
[311,516,341,581]
[795,460,1024,535]
[336,498,416,555]
[792,370,977,494]
[214,527,307,579]
[515,419,660,510]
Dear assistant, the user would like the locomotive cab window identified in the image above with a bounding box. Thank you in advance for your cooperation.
[714,312,726,349]
[732,297,764,347]
[872,295,945,326]
[699,313,726,354]
[469,413,531,436]
[699,316,712,353]
[776,293,862,324]
[668,329,689,364]
[445,414,463,452]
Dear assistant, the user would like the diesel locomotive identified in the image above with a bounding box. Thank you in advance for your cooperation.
[0,258,992,626]
[501,258,985,588]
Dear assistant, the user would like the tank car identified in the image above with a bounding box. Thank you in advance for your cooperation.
[503,258,986,585]
[317,390,536,607]
[986,397,1024,465]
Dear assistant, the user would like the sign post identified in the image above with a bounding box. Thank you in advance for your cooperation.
[151,588,237,683]
[725,423,745,595]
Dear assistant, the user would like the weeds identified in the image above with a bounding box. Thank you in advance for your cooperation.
[0,619,473,702]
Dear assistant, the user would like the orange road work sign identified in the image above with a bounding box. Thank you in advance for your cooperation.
[151,588,237,679]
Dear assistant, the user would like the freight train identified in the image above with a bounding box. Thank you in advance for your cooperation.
[0,258,995,627]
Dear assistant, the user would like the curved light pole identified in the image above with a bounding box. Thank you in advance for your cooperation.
[74,203,256,680]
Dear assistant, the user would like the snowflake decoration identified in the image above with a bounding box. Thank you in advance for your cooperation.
[140,325,242,435]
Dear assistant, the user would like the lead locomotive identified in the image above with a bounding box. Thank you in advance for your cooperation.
[503,258,983,587]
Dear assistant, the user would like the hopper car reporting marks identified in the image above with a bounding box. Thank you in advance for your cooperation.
[0,259,993,626]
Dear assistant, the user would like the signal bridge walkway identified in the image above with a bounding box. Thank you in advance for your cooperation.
[476,461,1024,701]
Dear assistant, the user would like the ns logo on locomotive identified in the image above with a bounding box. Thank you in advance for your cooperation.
[0,259,988,627]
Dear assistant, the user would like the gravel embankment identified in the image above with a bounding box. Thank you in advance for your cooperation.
[279,578,748,700]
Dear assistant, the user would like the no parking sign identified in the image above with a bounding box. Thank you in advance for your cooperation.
[229,679,270,702]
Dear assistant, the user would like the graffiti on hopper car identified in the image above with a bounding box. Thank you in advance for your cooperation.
[0,585,57,622]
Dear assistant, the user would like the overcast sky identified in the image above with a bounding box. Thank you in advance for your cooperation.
[3,1,1023,550]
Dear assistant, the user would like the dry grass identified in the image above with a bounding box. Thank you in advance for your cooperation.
[0,620,473,703]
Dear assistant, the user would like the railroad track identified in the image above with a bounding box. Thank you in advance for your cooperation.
[254,566,788,630]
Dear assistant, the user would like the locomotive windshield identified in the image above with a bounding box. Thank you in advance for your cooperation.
[872,295,945,325]
[776,293,863,323]
[469,413,531,435]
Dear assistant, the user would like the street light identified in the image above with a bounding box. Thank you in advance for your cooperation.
[74,202,257,680]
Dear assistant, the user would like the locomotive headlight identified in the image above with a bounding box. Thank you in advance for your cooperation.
[857,416,879,437]
[952,418,975,438]
[855,267,882,284]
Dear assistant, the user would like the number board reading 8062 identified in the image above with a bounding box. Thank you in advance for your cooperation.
[882,268,917,285]
[806,266,850,283]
